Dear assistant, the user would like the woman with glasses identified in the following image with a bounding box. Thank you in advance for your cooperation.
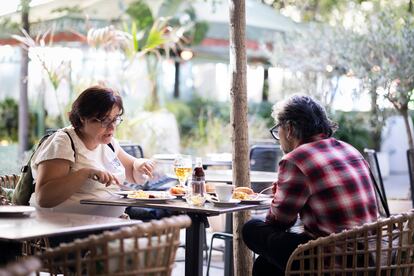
[29,86,154,217]
[242,95,378,276]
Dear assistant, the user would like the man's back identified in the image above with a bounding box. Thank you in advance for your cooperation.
[272,138,378,237]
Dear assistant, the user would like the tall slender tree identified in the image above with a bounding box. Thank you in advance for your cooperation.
[18,0,30,159]
[229,0,252,275]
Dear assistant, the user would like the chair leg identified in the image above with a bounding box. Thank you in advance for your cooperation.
[206,234,216,276]
[204,227,209,262]
[206,232,234,276]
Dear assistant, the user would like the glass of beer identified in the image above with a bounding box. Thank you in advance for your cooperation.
[174,155,192,187]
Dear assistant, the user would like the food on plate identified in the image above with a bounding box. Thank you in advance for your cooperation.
[233,187,258,200]
[170,186,187,195]
[232,191,249,200]
[128,190,156,199]
[234,187,254,195]
[186,195,206,207]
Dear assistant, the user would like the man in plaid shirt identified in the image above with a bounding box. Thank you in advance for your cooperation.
[242,95,378,276]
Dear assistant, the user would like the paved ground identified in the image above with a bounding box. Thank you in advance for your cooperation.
[383,172,411,200]
[383,172,413,214]
[171,229,226,276]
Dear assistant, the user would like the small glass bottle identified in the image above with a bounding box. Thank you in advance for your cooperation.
[187,157,206,206]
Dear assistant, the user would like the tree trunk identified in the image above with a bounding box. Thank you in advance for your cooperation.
[401,109,414,150]
[369,80,382,151]
[262,67,269,102]
[18,0,30,159]
[409,0,413,13]
[146,55,159,111]
[229,1,252,275]
[174,60,180,98]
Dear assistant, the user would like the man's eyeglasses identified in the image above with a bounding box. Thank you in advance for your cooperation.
[94,116,123,128]
[269,123,281,140]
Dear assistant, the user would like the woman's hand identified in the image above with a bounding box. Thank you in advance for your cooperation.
[133,159,155,182]
[88,168,121,187]
[117,147,156,184]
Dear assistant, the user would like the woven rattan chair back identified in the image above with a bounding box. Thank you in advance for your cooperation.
[0,257,41,275]
[0,174,19,205]
[39,215,191,276]
[285,210,414,275]
[0,174,49,257]
[0,174,19,189]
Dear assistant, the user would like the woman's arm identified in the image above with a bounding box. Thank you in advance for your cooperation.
[35,159,120,208]
[118,148,154,184]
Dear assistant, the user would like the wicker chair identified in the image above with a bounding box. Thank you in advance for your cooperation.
[0,256,41,276]
[0,174,50,258]
[0,174,19,203]
[39,215,191,275]
[285,210,414,275]
[0,174,19,189]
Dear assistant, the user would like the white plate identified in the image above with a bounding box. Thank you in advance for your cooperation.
[0,205,36,215]
[113,191,134,197]
[170,193,186,199]
[210,199,241,207]
[127,195,175,203]
[239,198,268,204]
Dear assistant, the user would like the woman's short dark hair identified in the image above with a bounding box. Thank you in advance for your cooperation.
[69,86,124,129]
[272,95,337,142]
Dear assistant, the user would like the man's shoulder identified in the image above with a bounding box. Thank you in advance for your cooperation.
[285,138,361,164]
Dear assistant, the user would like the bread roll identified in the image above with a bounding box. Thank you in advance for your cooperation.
[234,187,254,195]
[170,186,187,195]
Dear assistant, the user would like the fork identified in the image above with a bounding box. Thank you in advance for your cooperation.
[92,174,136,191]
[251,186,274,199]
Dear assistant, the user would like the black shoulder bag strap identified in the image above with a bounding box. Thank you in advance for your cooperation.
[62,130,76,159]
[62,129,114,155]
[107,143,115,152]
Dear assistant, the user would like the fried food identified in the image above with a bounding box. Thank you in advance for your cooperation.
[128,190,150,199]
[234,187,254,195]
[232,191,249,200]
[170,186,187,195]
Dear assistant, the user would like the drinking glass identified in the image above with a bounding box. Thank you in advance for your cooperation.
[173,155,192,187]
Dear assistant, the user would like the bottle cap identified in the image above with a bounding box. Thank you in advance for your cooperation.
[195,157,202,166]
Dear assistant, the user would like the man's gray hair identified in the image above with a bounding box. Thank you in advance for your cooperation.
[272,95,337,142]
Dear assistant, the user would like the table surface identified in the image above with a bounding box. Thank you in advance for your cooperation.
[81,195,270,216]
[0,210,139,241]
[204,170,278,183]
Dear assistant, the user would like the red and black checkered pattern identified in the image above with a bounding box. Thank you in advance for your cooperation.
[266,138,378,237]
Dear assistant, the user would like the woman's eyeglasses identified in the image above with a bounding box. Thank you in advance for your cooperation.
[94,116,123,128]
[269,123,281,140]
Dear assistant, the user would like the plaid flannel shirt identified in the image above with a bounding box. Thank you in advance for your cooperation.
[266,138,378,237]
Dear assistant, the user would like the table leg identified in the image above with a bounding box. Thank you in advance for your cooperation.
[224,213,234,276]
[185,214,206,276]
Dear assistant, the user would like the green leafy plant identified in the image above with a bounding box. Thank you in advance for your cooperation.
[0,98,18,142]
[86,0,208,111]
[332,111,374,153]
[12,29,71,128]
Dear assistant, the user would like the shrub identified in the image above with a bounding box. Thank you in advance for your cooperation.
[0,98,18,142]
[332,111,374,153]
